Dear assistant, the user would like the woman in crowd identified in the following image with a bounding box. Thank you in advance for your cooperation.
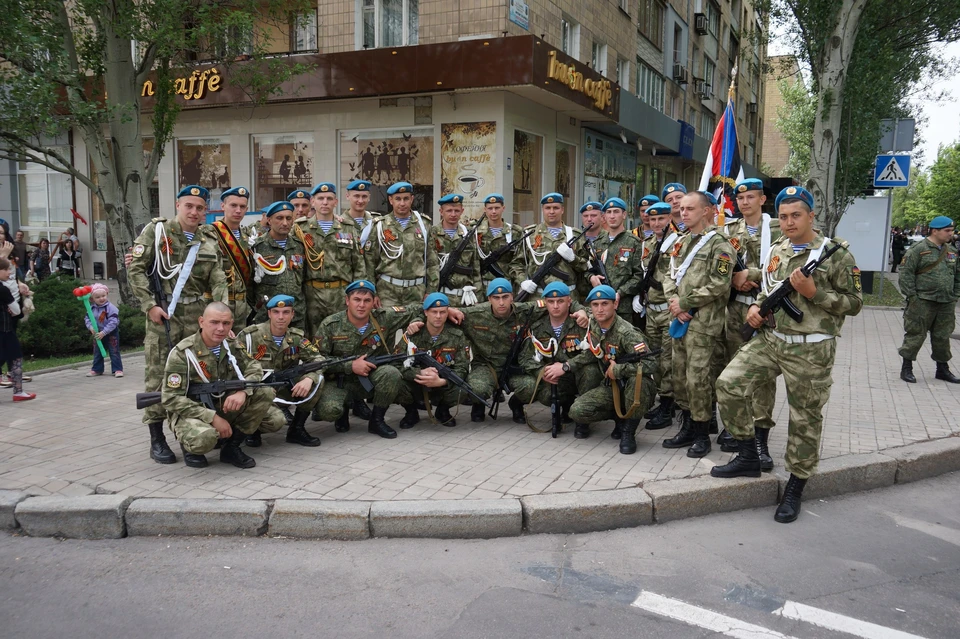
[57,239,80,278]
[30,238,52,281]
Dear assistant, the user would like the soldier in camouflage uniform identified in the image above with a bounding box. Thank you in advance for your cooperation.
[588,198,644,321]
[545,285,656,453]
[343,179,380,231]
[237,295,325,449]
[294,182,364,336]
[161,303,285,469]
[662,183,687,233]
[394,293,471,428]
[474,194,525,292]
[431,193,483,306]
[712,186,863,524]
[632,194,660,240]
[313,280,422,438]
[249,201,307,328]
[362,181,439,307]
[288,188,313,222]
[201,186,255,327]
[661,191,734,458]
[575,202,603,293]
[897,215,960,384]
[129,185,229,466]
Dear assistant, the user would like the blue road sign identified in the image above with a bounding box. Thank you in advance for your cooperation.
[874,154,910,188]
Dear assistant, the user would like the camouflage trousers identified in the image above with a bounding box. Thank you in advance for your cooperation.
[142,299,208,425]
[717,330,836,480]
[313,366,402,421]
[375,277,427,307]
[465,364,537,404]
[898,298,955,362]
[304,283,347,338]
[725,300,776,430]
[170,387,284,455]
[395,378,461,408]
[568,366,656,425]
[275,379,322,414]
[672,328,724,422]
[645,306,673,398]
[523,367,581,408]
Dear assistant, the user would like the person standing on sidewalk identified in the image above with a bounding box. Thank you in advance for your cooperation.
[898,215,960,384]
[83,283,123,378]
[891,229,907,273]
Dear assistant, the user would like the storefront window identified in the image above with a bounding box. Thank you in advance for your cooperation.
[176,137,232,208]
[17,146,74,239]
[339,127,434,214]
[556,141,577,210]
[512,130,543,227]
[252,133,314,211]
[583,131,636,214]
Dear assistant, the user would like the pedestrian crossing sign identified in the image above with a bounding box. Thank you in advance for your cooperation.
[873,154,910,187]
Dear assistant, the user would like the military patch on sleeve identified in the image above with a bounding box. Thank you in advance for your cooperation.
[852,266,862,292]
[730,237,741,252]
[166,373,182,388]
[392,306,406,312]
[132,244,145,257]
[717,252,731,275]
[536,300,546,308]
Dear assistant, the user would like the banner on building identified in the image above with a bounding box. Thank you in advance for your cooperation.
[440,122,497,220]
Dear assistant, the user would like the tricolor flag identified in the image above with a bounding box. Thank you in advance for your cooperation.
[698,67,745,225]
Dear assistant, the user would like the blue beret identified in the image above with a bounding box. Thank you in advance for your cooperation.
[177,185,209,201]
[438,193,464,206]
[638,195,660,207]
[579,201,603,214]
[347,180,371,192]
[264,201,294,217]
[929,215,955,230]
[346,279,377,295]
[266,294,296,309]
[735,178,764,194]
[662,183,687,198]
[542,282,570,298]
[311,182,336,196]
[387,182,413,195]
[603,197,628,212]
[775,186,815,212]
[701,190,718,206]
[540,192,564,205]
[646,202,672,216]
[486,278,513,296]
[484,193,504,205]
[220,186,249,201]
[587,285,617,301]
[423,292,450,310]
[669,317,690,339]
[287,190,310,202]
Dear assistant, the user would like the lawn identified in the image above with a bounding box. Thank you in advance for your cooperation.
[22,347,144,373]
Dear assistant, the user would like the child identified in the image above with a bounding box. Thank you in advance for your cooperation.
[0,256,35,401]
[84,283,124,377]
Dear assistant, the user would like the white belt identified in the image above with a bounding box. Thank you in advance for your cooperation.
[380,275,425,287]
[771,331,834,344]
[441,286,463,296]
[733,294,756,305]
[647,302,668,312]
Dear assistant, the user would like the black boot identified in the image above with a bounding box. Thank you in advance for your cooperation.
[471,403,486,422]
[560,403,573,424]
[180,443,208,468]
[687,420,712,458]
[435,404,456,427]
[644,397,661,419]
[334,410,351,432]
[935,362,960,383]
[148,422,176,464]
[220,430,256,469]
[662,410,694,448]
[508,396,526,424]
[245,429,262,447]
[619,420,640,455]
[755,427,774,471]
[286,411,321,447]
[708,404,719,434]
[368,406,397,439]
[710,437,761,477]
[901,358,916,383]
[399,404,420,429]
[280,406,294,426]
[610,422,622,439]
[646,397,676,430]
[574,423,590,439]
[717,428,737,452]
[775,474,808,523]
[352,399,373,419]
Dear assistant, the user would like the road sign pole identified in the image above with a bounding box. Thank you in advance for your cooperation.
[878,190,893,298]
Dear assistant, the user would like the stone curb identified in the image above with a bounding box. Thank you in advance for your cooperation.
[4,436,959,540]
[28,350,144,377]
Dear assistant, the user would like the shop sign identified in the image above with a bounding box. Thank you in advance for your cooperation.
[546,51,612,112]
[141,68,223,101]
[509,0,529,30]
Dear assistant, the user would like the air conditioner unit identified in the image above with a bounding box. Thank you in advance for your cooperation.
[700,83,712,99]
[673,64,689,84]
[695,13,708,35]
[748,101,759,114]
[693,78,705,94]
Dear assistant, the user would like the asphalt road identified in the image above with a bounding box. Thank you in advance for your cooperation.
[2,473,958,639]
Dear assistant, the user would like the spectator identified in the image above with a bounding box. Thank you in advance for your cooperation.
[84,283,123,378]
[31,238,52,281]
[0,251,35,402]
[57,239,80,278]
[891,229,907,273]
[11,231,29,280]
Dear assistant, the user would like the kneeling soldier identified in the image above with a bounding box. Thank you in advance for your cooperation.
[161,302,285,469]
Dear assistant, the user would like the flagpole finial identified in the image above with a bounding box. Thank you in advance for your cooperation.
[728,65,738,100]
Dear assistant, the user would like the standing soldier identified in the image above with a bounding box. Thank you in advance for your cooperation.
[661,191,734,458]
[362,181,439,306]
[580,202,603,245]
[662,183,687,233]
[898,215,960,384]
[712,186,862,524]
[203,186,255,326]
[129,185,229,465]
[633,194,660,239]
[288,188,313,222]
[343,179,379,231]
[431,193,482,306]
[589,197,644,322]
[249,201,306,328]
[474,194,525,291]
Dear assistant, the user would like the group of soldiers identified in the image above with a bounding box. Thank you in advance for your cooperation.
[130,175,868,524]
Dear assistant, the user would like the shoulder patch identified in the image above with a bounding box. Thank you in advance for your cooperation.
[392,306,406,312]
[852,266,862,292]
[132,244,145,257]
[536,300,546,307]
[166,373,182,388]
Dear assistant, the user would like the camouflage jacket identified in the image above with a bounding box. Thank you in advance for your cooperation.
[236,321,325,387]
[395,325,470,383]
[362,212,439,290]
[457,301,548,367]
[519,314,586,373]
[592,230,644,314]
[475,218,525,284]
[723,215,782,303]
[430,223,483,294]
[566,316,655,379]
[200,221,255,302]
[249,233,306,319]
[641,231,680,306]
[295,215,365,284]
[314,306,422,376]
[510,222,590,294]
[898,238,960,303]
[662,226,734,337]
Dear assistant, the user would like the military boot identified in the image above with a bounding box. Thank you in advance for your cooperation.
[936,362,960,383]
[646,397,675,430]
[710,437,761,477]
[686,420,712,458]
[312,404,323,422]
[775,474,808,523]
[334,410,351,433]
[352,399,373,419]
[286,410,321,447]
[755,427,774,471]
[717,429,737,452]
[471,403,486,422]
[560,403,573,424]
[148,422,176,464]
[619,420,640,455]
[220,430,256,469]
[610,422,622,439]
[180,443,208,468]
[435,404,456,427]
[900,358,916,383]
[399,404,420,429]
[280,405,294,426]
[368,406,397,439]
[708,403,719,434]
[662,410,694,448]
[245,429,262,447]
[574,423,590,439]
[508,396,526,424]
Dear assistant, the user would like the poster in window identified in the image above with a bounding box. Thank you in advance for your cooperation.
[512,130,542,227]
[253,134,314,211]
[176,138,232,207]
[556,141,576,207]
[339,128,434,216]
[582,131,636,211]
[440,122,496,220]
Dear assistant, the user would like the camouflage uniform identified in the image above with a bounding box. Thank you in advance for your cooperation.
[201,222,255,326]
[161,332,285,455]
[475,218,525,291]
[128,218,229,426]
[295,216,365,336]
[592,230,645,320]
[431,223,483,306]
[346,209,380,231]
[717,234,862,478]
[897,237,960,363]
[518,314,586,407]
[236,321,324,413]
[249,234,307,329]
[510,223,591,302]
[642,232,679,403]
[394,325,471,410]
[362,212,439,306]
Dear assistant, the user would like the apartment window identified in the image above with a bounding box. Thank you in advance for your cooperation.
[670,95,679,119]
[706,1,720,37]
[616,58,630,88]
[636,61,665,112]
[591,42,608,76]
[293,11,318,52]
[17,148,74,234]
[672,24,683,64]
[702,56,716,96]
[688,108,698,133]
[214,25,253,58]
[360,0,419,49]
[638,0,664,50]
[701,111,715,136]
[561,17,580,57]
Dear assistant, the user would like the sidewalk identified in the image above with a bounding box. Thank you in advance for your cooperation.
[0,308,958,503]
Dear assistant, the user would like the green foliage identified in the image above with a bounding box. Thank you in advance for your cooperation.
[775,76,815,180]
[893,141,960,228]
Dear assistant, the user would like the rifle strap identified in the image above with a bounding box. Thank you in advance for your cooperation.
[369,314,391,351]
[611,369,644,420]
[916,246,948,275]
[272,378,322,406]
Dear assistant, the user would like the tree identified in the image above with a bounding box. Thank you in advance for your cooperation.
[774,75,815,180]
[0,0,312,302]
[892,141,960,228]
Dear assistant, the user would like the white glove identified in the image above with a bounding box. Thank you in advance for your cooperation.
[556,243,575,262]
[520,279,538,294]
[632,295,643,313]
[461,286,478,306]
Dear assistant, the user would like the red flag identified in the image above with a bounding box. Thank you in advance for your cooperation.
[71,208,88,226]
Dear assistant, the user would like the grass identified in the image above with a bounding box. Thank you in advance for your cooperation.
[22,346,144,373]
[862,277,905,307]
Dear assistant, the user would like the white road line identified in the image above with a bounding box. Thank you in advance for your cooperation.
[631,591,800,639]
[774,601,929,639]
[887,512,960,547]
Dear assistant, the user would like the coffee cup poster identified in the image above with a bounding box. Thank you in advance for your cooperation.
[440,122,497,220]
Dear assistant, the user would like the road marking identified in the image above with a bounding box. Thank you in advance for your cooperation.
[631,591,799,639]
[774,601,929,639]
[887,512,960,547]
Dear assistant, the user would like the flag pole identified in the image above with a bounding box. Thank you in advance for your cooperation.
[717,66,738,227]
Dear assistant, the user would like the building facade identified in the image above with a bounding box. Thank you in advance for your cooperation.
[761,54,802,177]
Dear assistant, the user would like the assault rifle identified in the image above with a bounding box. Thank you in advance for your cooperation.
[482,228,534,279]
[148,265,173,350]
[369,351,491,408]
[637,233,667,306]
[586,238,610,285]
[354,353,412,394]
[515,223,594,302]
[136,355,357,410]
[550,383,562,438]
[489,307,537,418]
[438,214,486,291]
[740,240,849,342]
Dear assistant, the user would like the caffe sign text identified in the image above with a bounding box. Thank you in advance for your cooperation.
[546,51,612,112]
[141,68,223,101]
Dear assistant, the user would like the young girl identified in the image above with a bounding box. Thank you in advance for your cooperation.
[0,256,35,401]
[84,283,123,377]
